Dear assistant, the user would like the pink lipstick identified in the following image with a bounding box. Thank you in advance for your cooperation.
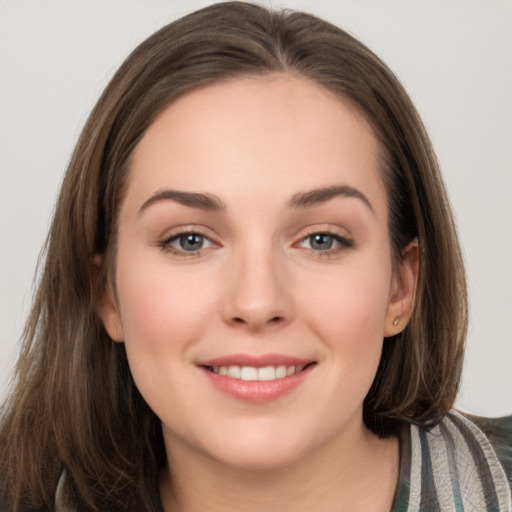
[196,354,316,403]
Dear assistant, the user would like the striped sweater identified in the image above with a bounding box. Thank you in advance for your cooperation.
[392,410,512,511]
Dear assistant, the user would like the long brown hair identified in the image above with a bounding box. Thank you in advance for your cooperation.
[0,2,467,510]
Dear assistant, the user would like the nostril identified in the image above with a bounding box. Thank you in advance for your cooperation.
[230,315,284,327]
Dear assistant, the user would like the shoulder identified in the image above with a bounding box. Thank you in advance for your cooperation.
[394,410,512,511]
[463,412,512,488]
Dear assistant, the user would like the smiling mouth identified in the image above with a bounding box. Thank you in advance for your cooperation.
[203,363,315,382]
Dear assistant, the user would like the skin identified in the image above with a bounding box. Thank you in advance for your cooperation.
[99,73,418,511]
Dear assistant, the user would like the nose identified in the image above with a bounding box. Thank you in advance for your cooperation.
[222,246,293,332]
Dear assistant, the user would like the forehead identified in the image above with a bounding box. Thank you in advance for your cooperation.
[126,73,386,217]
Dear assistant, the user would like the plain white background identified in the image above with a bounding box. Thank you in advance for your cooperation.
[1,0,511,416]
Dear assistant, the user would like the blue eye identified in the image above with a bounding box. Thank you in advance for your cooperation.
[309,234,335,250]
[299,233,352,252]
[163,233,212,253]
[176,234,205,251]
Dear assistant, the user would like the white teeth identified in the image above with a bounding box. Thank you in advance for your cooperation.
[240,366,258,381]
[258,366,276,381]
[210,364,306,381]
[226,365,241,379]
[275,365,287,379]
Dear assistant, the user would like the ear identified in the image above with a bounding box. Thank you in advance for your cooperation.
[91,255,124,342]
[384,240,419,337]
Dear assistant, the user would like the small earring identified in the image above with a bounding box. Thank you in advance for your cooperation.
[393,317,399,326]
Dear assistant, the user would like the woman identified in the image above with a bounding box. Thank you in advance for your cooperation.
[0,2,510,511]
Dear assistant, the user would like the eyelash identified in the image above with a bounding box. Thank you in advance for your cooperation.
[160,229,213,257]
[296,231,353,257]
[159,229,353,258]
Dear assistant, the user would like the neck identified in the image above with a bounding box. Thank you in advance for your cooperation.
[159,422,400,512]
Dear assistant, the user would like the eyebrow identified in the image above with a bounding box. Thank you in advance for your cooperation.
[138,184,374,215]
[139,189,227,214]
[288,185,374,214]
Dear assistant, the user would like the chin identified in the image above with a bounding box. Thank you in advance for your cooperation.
[212,443,307,472]
[197,422,325,472]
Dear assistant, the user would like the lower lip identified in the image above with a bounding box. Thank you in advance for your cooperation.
[200,365,315,403]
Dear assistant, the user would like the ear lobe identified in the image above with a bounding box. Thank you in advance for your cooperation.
[384,240,419,337]
[91,256,124,342]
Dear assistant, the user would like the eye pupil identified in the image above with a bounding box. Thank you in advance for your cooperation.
[179,234,204,251]
[310,234,334,250]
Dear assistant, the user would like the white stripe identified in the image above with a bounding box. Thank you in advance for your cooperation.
[444,414,489,511]
[451,411,512,512]
[425,423,457,511]
[407,424,423,512]
[55,470,75,512]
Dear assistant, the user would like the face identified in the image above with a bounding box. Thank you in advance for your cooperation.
[99,74,417,470]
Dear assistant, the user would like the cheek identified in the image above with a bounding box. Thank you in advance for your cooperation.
[297,260,391,365]
[115,252,219,359]
[287,260,392,431]
[113,254,224,414]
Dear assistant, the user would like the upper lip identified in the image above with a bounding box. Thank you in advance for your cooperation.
[196,353,315,368]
